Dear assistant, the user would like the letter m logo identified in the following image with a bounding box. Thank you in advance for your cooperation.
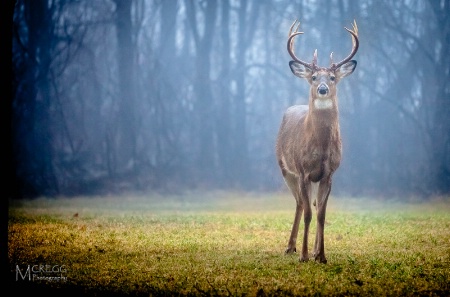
[16,265,31,281]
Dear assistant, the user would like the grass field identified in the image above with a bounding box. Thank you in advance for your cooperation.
[8,192,450,296]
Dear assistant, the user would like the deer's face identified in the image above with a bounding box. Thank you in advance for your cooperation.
[289,60,357,109]
[286,20,359,110]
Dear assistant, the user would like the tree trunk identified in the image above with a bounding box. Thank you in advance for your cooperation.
[186,0,218,184]
[232,0,260,188]
[16,0,58,197]
[114,0,137,176]
[217,0,232,186]
[428,0,450,194]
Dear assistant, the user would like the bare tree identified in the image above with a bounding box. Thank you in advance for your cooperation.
[13,0,60,196]
[232,0,261,187]
[426,0,450,193]
[186,0,218,183]
[216,0,233,186]
[113,0,138,177]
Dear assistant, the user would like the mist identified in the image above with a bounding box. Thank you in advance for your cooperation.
[9,0,450,199]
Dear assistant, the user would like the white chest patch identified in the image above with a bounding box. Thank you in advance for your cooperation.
[314,99,333,110]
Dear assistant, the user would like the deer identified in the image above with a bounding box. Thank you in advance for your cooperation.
[276,20,359,263]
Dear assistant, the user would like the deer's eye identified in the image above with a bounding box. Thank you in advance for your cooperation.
[330,76,335,81]
[312,75,317,81]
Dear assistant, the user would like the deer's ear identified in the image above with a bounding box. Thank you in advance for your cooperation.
[336,60,357,78]
[289,61,313,79]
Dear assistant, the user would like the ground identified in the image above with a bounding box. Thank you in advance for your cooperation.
[8,192,450,296]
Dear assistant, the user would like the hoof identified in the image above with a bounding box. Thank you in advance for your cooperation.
[314,255,327,264]
[285,247,296,254]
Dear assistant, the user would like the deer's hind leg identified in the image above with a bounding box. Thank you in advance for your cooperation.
[283,172,303,254]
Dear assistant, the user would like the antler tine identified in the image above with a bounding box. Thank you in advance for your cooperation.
[330,20,359,70]
[288,20,301,38]
[288,20,301,56]
[288,20,301,54]
[287,20,315,69]
[349,19,358,48]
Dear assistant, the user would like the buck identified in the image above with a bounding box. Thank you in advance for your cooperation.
[276,20,359,263]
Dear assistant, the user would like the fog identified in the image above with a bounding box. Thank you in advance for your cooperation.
[10,0,450,198]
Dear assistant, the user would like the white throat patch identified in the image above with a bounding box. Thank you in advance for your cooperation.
[314,98,333,110]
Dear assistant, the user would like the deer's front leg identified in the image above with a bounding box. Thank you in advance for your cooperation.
[300,180,312,262]
[313,177,332,263]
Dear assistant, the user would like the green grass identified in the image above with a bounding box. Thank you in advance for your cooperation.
[8,192,450,296]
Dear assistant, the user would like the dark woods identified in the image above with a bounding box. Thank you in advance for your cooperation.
[9,0,450,198]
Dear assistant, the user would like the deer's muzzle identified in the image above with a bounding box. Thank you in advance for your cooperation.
[317,84,329,96]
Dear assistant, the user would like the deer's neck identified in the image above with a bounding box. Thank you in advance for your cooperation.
[306,98,340,143]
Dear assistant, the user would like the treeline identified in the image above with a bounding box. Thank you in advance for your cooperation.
[10,0,449,198]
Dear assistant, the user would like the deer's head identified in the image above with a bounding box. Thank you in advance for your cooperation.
[287,20,359,110]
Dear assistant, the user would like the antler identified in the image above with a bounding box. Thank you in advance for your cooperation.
[330,20,359,70]
[287,20,317,70]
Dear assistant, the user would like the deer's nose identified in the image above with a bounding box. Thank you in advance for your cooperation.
[317,84,328,95]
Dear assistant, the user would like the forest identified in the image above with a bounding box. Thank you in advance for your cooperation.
[7,0,450,198]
